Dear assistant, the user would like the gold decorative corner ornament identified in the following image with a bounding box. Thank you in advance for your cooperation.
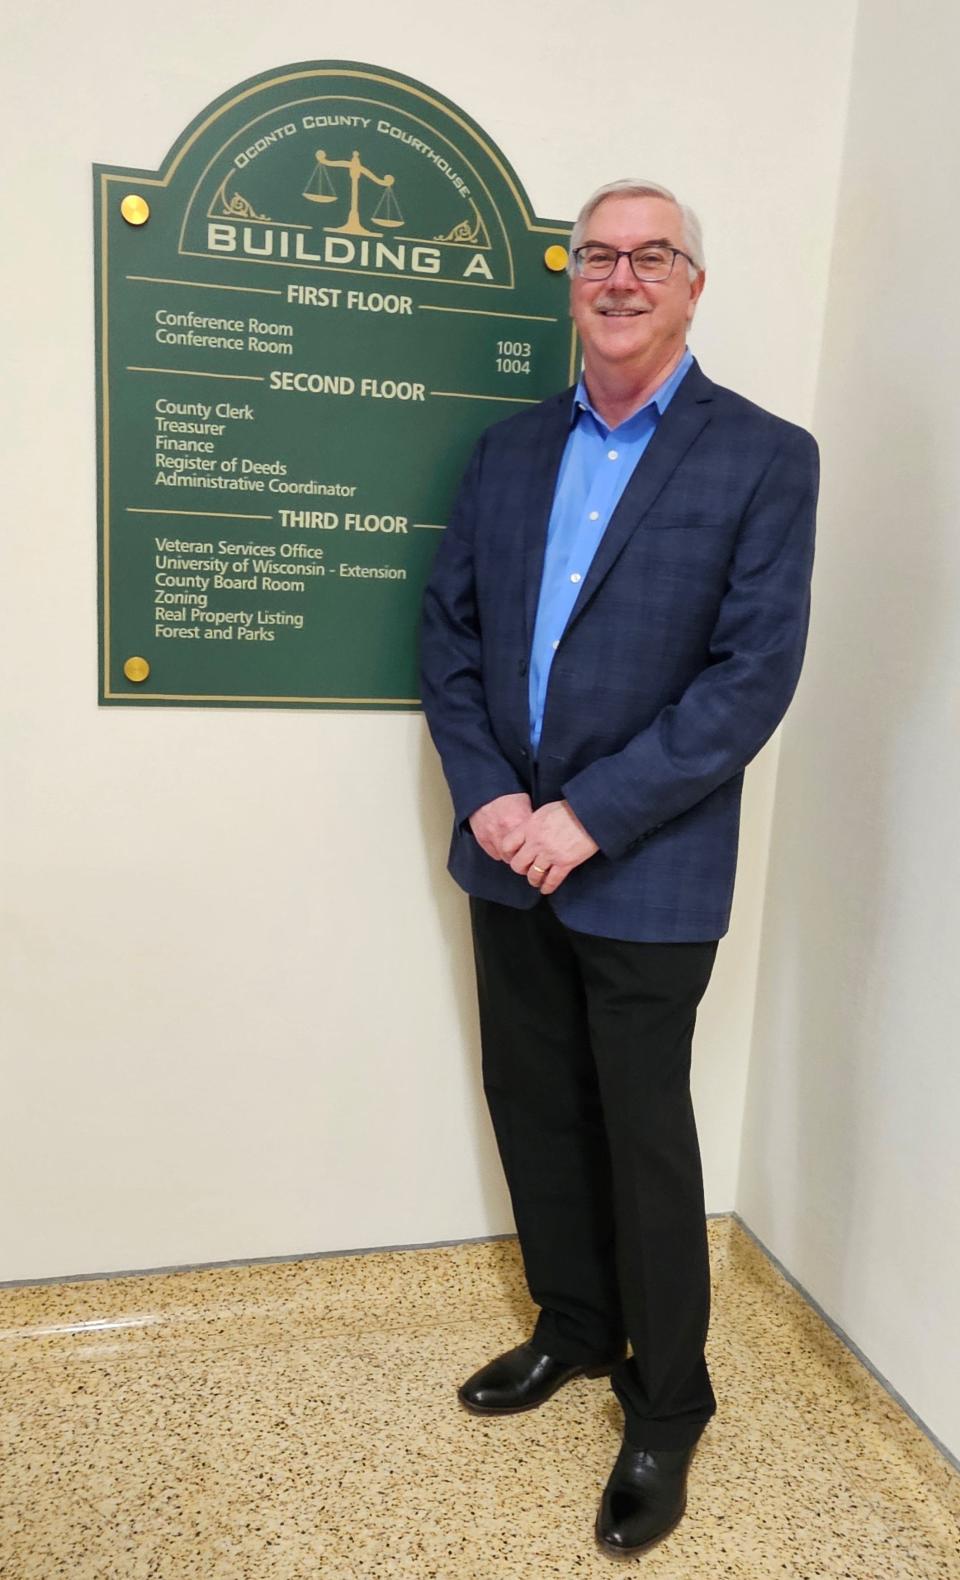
[544,244,569,273]
[120,194,150,227]
[123,656,150,683]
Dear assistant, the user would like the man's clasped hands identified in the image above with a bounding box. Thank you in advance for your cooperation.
[468,793,599,895]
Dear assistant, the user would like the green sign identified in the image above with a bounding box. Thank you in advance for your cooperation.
[95,60,575,708]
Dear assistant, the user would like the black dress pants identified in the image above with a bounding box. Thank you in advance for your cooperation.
[470,896,719,1450]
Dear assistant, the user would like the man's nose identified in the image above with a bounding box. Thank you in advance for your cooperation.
[609,252,640,286]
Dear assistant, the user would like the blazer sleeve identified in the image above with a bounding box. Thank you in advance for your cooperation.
[561,425,819,859]
[419,435,527,825]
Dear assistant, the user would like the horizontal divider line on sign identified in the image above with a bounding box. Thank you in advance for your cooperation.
[430,390,539,404]
[126,366,266,381]
[126,508,274,520]
[419,305,558,322]
[127,275,283,296]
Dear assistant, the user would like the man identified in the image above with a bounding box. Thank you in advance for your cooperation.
[420,178,818,1558]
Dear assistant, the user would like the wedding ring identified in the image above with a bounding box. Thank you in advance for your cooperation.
[531,863,547,874]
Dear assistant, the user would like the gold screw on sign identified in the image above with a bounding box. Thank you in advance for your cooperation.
[544,244,569,272]
[123,656,150,683]
[120,194,150,226]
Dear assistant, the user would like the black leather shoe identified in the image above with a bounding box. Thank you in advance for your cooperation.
[458,1341,620,1416]
[595,1438,696,1558]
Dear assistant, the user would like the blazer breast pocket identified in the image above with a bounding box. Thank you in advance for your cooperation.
[630,516,736,598]
[641,514,730,532]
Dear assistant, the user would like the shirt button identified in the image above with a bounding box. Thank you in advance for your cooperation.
[589,510,599,521]
[552,640,559,650]
[570,572,581,583]
[608,449,618,460]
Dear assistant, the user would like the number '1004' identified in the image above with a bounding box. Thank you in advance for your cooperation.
[497,339,531,374]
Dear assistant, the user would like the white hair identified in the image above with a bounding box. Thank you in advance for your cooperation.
[568,179,705,280]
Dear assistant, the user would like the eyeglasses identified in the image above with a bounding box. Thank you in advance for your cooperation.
[571,244,696,282]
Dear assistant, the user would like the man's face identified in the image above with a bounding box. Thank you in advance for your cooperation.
[570,194,705,377]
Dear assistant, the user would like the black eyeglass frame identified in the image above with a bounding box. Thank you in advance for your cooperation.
[571,244,698,282]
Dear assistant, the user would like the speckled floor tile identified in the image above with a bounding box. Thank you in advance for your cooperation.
[0,1238,531,1363]
[1,1220,957,1579]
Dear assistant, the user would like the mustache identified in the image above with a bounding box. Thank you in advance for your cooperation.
[592,294,649,313]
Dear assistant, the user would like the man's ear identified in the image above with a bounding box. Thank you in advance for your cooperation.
[687,269,706,323]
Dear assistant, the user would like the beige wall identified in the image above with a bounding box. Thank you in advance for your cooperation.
[1,0,855,1282]
[739,0,960,1458]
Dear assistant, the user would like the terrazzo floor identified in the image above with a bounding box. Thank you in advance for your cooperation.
[1,1217,957,1578]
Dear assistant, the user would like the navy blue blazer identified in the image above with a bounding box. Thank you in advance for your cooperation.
[420,359,818,942]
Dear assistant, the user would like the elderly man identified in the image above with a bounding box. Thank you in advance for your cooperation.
[420,178,818,1557]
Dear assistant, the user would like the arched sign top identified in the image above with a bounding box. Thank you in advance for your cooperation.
[158,62,566,245]
[179,82,518,291]
[95,62,575,709]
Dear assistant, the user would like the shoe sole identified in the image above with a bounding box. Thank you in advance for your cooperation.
[457,1362,616,1417]
[594,1500,686,1560]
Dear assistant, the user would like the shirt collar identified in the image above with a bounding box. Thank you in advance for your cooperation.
[572,347,694,435]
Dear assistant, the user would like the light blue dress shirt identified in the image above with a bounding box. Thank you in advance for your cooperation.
[528,348,694,751]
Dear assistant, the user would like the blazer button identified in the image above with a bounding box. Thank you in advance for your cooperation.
[518,659,528,677]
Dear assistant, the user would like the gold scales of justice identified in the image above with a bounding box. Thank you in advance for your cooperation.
[303,150,403,237]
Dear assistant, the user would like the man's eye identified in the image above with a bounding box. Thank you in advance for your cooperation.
[635,250,669,267]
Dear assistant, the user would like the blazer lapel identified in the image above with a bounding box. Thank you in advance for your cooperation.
[521,389,576,647]
[564,361,716,635]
